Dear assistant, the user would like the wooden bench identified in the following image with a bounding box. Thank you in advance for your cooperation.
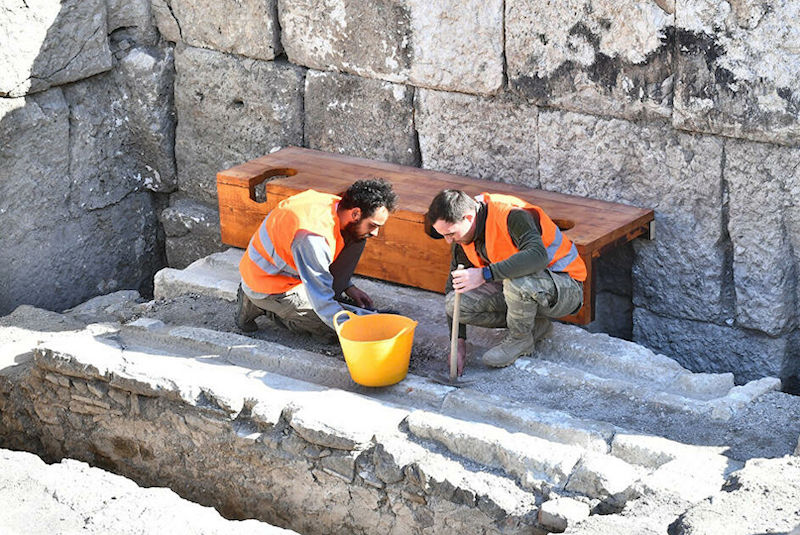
[217,146,655,324]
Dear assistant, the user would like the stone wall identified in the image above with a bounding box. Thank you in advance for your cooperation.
[2,0,799,383]
[0,0,175,315]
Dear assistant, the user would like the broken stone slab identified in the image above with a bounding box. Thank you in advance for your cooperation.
[441,389,616,454]
[539,110,729,324]
[407,410,584,490]
[174,45,304,204]
[668,456,800,535]
[415,88,541,188]
[278,0,503,95]
[506,0,674,121]
[305,70,418,166]
[154,265,239,302]
[724,138,800,336]
[0,0,113,97]
[151,0,281,60]
[564,452,643,509]
[633,308,788,384]
[160,195,225,269]
[536,324,733,399]
[0,449,296,535]
[64,290,142,324]
[611,433,743,503]
[673,0,800,147]
[286,391,409,450]
[538,497,591,533]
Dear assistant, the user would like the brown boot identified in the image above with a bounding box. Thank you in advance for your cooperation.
[235,284,264,332]
[482,332,535,368]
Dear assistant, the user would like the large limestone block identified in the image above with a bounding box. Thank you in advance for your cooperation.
[415,89,540,187]
[160,195,225,269]
[633,308,786,382]
[0,0,113,97]
[174,45,304,203]
[674,0,800,147]
[304,70,418,166]
[725,139,800,336]
[279,0,503,95]
[539,111,728,321]
[506,0,674,120]
[151,0,281,60]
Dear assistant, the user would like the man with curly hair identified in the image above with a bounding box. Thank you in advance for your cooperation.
[236,178,397,339]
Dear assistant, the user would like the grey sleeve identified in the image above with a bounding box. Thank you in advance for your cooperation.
[291,232,345,329]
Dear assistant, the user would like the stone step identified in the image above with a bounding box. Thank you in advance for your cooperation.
[153,249,780,423]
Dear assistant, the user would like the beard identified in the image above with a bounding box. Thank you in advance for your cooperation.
[342,220,368,243]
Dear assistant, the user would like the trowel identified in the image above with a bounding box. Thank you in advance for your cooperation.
[429,278,475,387]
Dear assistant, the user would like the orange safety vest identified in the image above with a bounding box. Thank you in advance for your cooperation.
[461,193,587,282]
[239,190,345,294]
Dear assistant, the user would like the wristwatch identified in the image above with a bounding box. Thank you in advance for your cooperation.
[482,265,493,282]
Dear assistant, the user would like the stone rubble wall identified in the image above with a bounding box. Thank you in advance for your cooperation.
[2,0,799,383]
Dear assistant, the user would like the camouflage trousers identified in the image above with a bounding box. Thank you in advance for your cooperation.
[445,270,583,336]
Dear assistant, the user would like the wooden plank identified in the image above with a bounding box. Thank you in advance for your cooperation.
[216,146,656,325]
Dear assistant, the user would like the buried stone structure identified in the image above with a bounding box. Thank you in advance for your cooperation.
[2,0,800,532]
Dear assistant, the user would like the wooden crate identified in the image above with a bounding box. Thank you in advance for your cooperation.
[217,146,655,324]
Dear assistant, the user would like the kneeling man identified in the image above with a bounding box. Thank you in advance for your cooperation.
[236,178,397,338]
[426,189,586,374]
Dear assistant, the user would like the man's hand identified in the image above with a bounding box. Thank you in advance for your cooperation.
[345,285,374,310]
[451,267,485,293]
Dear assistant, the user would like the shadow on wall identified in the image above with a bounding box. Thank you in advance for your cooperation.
[0,0,176,316]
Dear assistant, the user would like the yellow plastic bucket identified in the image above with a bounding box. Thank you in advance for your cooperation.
[333,310,418,387]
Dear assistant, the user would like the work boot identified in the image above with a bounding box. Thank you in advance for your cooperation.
[533,317,553,342]
[235,284,264,332]
[482,331,535,368]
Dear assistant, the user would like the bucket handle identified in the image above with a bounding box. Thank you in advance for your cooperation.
[333,310,355,337]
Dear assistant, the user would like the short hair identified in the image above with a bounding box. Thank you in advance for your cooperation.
[340,178,398,217]
[424,190,478,239]
[425,189,477,224]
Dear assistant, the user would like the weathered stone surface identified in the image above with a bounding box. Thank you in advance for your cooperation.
[115,46,178,193]
[0,0,112,97]
[279,0,503,95]
[160,195,224,269]
[564,452,641,507]
[304,70,418,166]
[0,449,295,534]
[506,0,674,120]
[539,110,729,322]
[174,45,304,204]
[669,456,800,535]
[538,497,590,533]
[107,0,159,48]
[725,138,800,336]
[0,68,167,315]
[633,308,786,382]
[151,0,281,60]
[674,0,800,146]
[415,89,540,187]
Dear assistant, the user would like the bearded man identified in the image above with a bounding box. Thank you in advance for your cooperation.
[235,178,397,339]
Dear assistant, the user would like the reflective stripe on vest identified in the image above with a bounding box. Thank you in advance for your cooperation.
[239,190,344,294]
[461,192,587,282]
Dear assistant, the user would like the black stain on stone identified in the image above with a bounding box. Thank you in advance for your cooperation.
[777,87,800,115]
[676,29,726,72]
[512,25,674,112]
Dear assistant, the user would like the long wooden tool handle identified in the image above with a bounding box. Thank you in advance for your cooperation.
[449,264,464,381]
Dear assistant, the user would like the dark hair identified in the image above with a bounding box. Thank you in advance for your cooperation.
[424,189,477,239]
[339,178,397,217]
[425,189,477,224]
